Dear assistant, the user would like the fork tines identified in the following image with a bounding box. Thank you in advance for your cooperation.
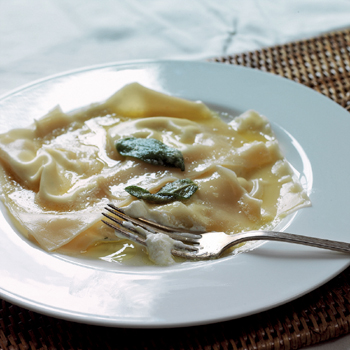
[101,204,201,251]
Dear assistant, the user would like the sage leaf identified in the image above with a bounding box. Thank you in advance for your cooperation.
[116,137,185,171]
[125,179,198,204]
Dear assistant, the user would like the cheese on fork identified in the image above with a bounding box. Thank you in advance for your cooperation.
[0,83,311,263]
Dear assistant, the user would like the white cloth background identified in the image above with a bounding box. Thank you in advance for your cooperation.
[1,1,350,348]
[2,0,350,97]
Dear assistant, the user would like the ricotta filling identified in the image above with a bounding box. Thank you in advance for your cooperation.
[121,219,176,265]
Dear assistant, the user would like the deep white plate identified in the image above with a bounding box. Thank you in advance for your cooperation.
[0,60,350,328]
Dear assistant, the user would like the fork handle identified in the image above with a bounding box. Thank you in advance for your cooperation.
[236,231,350,253]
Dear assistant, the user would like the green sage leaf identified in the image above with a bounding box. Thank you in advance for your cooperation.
[125,179,198,204]
[116,137,185,171]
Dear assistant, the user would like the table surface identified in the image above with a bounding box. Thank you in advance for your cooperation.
[1,1,350,349]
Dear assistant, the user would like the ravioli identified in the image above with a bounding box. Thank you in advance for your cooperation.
[0,83,311,262]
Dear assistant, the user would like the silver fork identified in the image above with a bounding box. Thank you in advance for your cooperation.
[102,204,350,260]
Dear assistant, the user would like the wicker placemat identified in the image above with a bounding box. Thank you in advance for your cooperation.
[1,29,350,350]
[211,28,350,111]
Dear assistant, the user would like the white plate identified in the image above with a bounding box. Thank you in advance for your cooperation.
[0,60,350,328]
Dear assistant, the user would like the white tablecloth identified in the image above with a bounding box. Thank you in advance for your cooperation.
[1,1,350,348]
[2,0,350,97]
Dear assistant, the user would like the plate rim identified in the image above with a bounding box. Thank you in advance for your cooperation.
[0,59,350,328]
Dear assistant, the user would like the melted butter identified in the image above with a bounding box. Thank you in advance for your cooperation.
[0,83,311,265]
[82,241,141,264]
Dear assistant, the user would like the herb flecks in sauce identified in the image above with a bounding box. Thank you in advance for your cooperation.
[116,137,185,171]
[125,179,198,203]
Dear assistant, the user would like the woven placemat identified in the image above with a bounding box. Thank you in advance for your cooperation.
[1,29,350,350]
[211,28,350,111]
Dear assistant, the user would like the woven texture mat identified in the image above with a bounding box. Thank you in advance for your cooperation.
[212,28,350,112]
[1,29,350,350]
